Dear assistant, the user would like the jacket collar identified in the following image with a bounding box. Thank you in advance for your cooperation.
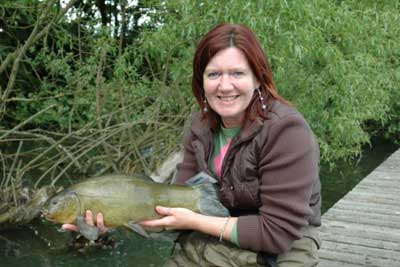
[239,117,264,142]
[190,112,264,145]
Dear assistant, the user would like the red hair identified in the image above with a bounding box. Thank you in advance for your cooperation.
[192,23,290,128]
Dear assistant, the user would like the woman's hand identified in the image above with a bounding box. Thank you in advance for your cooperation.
[140,206,200,231]
[62,210,108,234]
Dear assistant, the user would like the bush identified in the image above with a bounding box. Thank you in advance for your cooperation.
[1,0,399,176]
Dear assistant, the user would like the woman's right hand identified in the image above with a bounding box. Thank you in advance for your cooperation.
[62,210,108,234]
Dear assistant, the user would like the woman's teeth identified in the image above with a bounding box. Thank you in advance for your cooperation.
[218,96,238,101]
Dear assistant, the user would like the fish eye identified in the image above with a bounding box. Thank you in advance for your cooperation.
[51,200,58,205]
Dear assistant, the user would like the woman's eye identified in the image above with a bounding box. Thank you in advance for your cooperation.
[207,72,220,79]
[231,71,244,77]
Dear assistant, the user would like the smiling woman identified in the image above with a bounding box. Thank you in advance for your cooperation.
[191,23,291,130]
[159,23,322,267]
[203,47,260,128]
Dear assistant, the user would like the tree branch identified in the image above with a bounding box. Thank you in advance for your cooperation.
[0,0,80,115]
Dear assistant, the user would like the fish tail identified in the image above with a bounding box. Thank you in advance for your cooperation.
[196,183,230,217]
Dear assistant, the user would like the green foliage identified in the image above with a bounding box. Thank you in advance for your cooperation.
[1,0,399,172]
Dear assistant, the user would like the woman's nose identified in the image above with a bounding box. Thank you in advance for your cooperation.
[218,73,234,91]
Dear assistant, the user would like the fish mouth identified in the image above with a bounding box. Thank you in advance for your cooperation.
[40,209,52,221]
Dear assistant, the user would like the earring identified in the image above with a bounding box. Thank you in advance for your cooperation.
[256,87,267,111]
[203,98,208,112]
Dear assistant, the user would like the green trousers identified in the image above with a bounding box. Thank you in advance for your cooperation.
[163,226,320,267]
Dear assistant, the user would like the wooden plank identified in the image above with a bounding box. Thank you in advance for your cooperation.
[320,232,400,251]
[322,212,400,228]
[320,240,400,261]
[365,166,400,175]
[355,178,400,187]
[349,185,400,195]
[338,192,399,203]
[319,258,363,267]
[356,180,400,188]
[329,202,400,216]
[319,248,400,267]
[328,202,399,215]
[320,227,400,245]
[357,177,400,187]
[375,162,400,171]
[320,220,400,243]
[323,208,400,222]
[361,171,400,179]
[337,194,399,206]
[319,148,400,267]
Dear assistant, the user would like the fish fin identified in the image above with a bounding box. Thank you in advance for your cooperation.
[125,222,149,238]
[196,183,230,217]
[149,230,181,242]
[132,173,156,183]
[77,215,99,241]
[185,171,217,186]
[147,226,164,233]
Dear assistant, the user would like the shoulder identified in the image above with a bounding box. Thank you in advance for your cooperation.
[182,112,210,145]
[258,100,318,151]
[185,112,204,131]
[268,100,304,123]
[264,100,312,133]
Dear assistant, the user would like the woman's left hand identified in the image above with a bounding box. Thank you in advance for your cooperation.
[140,206,200,231]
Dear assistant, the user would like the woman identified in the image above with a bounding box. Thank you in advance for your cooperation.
[65,23,321,267]
[143,23,321,267]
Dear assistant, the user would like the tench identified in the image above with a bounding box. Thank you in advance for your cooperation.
[42,173,228,240]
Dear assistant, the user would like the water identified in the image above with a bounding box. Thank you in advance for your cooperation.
[320,138,398,213]
[0,222,173,267]
[0,138,398,267]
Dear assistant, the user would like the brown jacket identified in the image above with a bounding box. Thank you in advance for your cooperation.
[174,100,321,254]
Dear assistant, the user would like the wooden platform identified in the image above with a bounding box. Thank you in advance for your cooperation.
[319,148,400,267]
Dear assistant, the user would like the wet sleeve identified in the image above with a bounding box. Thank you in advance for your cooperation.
[237,114,319,253]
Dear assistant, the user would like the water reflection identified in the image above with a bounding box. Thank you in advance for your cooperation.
[0,220,173,267]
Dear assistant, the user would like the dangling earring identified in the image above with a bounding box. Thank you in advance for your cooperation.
[203,98,208,112]
[256,87,267,111]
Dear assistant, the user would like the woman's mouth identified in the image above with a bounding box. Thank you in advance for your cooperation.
[217,95,239,102]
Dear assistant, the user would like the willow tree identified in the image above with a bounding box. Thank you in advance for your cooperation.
[0,0,399,226]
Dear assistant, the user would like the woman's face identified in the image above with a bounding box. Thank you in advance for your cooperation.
[203,47,259,128]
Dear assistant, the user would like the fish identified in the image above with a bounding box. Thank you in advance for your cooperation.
[41,173,229,240]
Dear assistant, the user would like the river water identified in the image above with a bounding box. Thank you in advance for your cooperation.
[0,138,398,267]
